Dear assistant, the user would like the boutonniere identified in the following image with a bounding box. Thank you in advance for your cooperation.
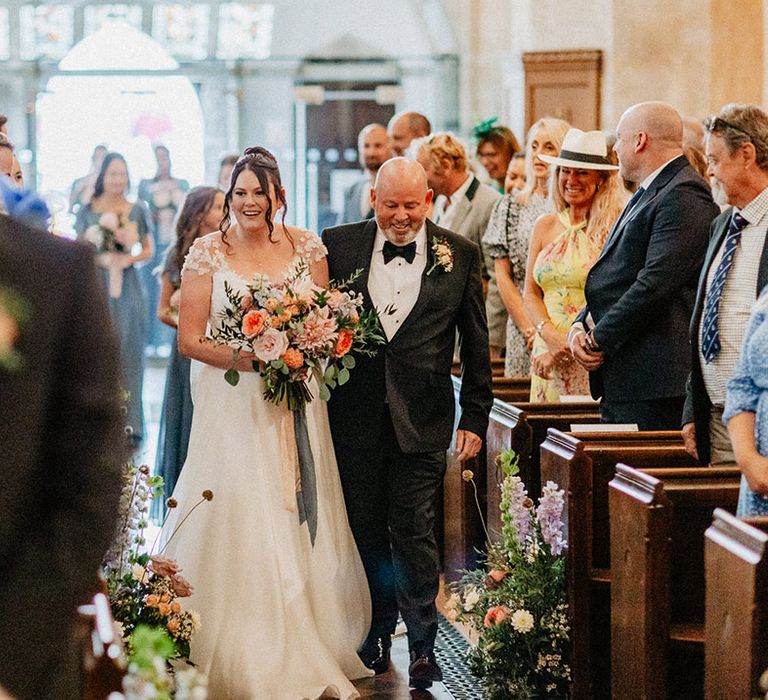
[0,285,29,372]
[426,236,454,276]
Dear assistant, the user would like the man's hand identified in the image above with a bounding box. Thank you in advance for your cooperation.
[681,422,699,461]
[456,429,483,462]
[570,329,604,370]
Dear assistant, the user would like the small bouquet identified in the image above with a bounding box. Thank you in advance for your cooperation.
[449,451,571,699]
[104,459,211,663]
[0,285,28,372]
[83,212,139,298]
[213,263,385,412]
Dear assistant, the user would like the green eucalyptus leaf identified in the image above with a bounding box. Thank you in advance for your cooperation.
[224,368,240,386]
[341,354,355,369]
[338,367,350,385]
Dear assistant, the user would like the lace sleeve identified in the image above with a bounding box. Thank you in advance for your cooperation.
[482,196,515,259]
[295,231,328,264]
[181,235,224,277]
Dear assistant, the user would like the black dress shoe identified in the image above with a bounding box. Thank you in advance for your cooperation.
[408,651,443,690]
[359,636,391,674]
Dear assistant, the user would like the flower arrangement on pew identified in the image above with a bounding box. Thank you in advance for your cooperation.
[448,449,571,699]
[103,458,211,666]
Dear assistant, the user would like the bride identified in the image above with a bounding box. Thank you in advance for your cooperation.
[162,147,373,699]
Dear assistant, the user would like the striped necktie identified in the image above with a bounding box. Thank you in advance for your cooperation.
[701,212,749,363]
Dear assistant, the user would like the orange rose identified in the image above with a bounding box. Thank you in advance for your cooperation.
[170,600,182,614]
[484,605,510,628]
[166,618,180,634]
[242,309,267,338]
[334,329,353,357]
[488,569,506,582]
[145,594,160,607]
[158,602,172,616]
[160,593,171,604]
[282,347,305,370]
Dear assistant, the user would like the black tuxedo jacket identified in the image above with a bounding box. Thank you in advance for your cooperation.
[321,218,493,453]
[682,208,768,463]
[577,156,720,402]
[0,216,124,699]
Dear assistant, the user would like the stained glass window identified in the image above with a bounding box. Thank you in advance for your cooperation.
[19,4,74,60]
[0,8,8,61]
[152,4,210,59]
[216,3,274,60]
[84,4,144,36]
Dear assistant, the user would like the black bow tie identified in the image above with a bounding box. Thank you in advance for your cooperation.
[382,240,416,264]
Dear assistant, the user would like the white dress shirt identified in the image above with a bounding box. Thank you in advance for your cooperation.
[367,226,428,340]
[434,173,473,230]
[699,186,768,406]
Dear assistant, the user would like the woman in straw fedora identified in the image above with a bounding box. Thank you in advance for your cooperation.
[523,128,627,402]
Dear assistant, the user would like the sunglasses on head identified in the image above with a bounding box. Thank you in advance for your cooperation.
[706,116,752,140]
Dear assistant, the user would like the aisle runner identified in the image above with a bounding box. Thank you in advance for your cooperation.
[434,615,483,700]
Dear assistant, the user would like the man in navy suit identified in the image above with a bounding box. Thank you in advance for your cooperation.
[570,102,720,429]
[323,158,492,689]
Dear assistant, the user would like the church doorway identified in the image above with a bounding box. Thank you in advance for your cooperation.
[35,20,204,234]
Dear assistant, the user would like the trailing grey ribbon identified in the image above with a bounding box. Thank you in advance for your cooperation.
[294,408,318,546]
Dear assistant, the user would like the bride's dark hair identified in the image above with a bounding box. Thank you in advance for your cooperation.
[220,147,291,250]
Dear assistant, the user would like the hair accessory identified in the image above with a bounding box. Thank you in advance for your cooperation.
[471,117,499,140]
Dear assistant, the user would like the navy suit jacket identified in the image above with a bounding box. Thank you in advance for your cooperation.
[682,208,768,463]
[321,218,493,453]
[577,155,720,403]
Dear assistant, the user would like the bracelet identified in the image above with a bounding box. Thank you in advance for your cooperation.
[535,319,549,334]
[523,327,535,339]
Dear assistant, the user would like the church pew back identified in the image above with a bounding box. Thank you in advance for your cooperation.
[609,464,740,699]
[540,429,698,700]
[705,509,768,699]
[485,400,601,538]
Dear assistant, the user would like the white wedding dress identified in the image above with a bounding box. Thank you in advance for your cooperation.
[162,232,372,699]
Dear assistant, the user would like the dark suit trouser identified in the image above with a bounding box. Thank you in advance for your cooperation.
[336,408,446,656]
[600,395,686,431]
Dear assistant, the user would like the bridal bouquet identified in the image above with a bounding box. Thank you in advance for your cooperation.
[448,451,571,699]
[213,263,385,412]
[83,212,139,298]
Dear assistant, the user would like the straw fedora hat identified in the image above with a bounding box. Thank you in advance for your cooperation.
[539,128,619,170]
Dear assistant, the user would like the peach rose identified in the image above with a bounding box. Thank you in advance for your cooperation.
[265,298,279,312]
[170,600,182,614]
[171,573,194,597]
[488,569,506,583]
[160,593,171,604]
[484,605,510,628]
[253,328,289,363]
[158,602,172,616]
[282,347,305,370]
[166,618,180,635]
[334,329,353,357]
[242,309,267,338]
[150,555,180,577]
[145,594,160,607]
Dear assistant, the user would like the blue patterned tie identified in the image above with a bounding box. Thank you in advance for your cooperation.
[701,212,749,363]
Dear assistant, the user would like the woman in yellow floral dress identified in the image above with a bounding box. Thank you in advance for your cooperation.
[523,129,627,402]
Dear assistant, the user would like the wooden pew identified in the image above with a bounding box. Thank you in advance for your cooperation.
[491,375,531,403]
[705,508,768,699]
[609,464,741,699]
[77,590,125,699]
[442,375,529,579]
[485,400,601,539]
[539,429,698,700]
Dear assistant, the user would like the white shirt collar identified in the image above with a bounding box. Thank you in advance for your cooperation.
[637,155,681,192]
[734,186,768,227]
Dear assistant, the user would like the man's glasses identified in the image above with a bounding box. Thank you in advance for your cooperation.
[706,116,752,140]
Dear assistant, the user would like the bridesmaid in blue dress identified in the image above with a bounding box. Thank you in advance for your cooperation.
[154,186,224,509]
[75,152,153,446]
[724,288,768,516]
